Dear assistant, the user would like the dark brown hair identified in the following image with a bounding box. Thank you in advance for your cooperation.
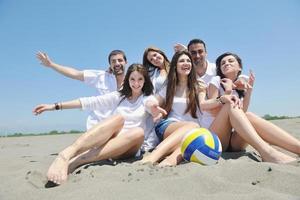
[142,46,170,77]
[119,63,153,101]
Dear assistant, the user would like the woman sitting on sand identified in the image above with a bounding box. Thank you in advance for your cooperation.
[142,51,299,166]
[201,52,300,163]
[141,50,202,166]
[33,63,167,185]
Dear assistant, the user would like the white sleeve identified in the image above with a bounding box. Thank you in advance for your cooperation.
[209,76,221,89]
[83,70,105,87]
[79,91,120,111]
[157,85,167,100]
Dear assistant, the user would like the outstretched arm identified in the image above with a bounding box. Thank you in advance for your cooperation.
[33,99,82,115]
[145,95,167,122]
[36,51,84,81]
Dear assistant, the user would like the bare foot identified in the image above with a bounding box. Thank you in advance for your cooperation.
[261,148,296,164]
[158,154,183,167]
[47,154,69,185]
[158,159,175,167]
[139,155,156,165]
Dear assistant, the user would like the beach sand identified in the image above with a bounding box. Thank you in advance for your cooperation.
[0,118,299,200]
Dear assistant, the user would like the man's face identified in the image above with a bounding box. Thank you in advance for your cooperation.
[188,43,207,67]
[109,54,127,75]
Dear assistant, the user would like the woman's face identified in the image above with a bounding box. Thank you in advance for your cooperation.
[220,55,241,78]
[147,51,164,68]
[129,71,145,95]
[176,54,192,76]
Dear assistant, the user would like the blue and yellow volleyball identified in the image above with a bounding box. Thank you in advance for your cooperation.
[181,128,222,165]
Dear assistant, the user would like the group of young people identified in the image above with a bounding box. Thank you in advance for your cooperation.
[34,39,300,185]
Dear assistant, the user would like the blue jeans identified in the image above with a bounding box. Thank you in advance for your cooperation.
[155,119,177,141]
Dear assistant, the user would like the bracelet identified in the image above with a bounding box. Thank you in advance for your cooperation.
[216,96,225,105]
[54,103,60,110]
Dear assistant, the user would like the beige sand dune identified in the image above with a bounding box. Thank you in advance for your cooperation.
[0,118,299,200]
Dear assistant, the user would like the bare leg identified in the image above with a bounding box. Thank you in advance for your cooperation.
[228,107,296,163]
[141,121,199,164]
[158,147,183,167]
[229,131,248,152]
[246,112,300,154]
[68,127,144,171]
[47,114,124,185]
[209,103,234,151]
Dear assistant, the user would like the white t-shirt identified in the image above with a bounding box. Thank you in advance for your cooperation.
[197,60,216,85]
[158,86,201,124]
[83,70,117,130]
[80,92,156,134]
[151,68,167,94]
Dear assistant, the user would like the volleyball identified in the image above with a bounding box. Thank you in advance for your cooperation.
[181,128,222,165]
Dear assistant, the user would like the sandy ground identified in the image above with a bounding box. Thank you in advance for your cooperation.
[0,118,299,200]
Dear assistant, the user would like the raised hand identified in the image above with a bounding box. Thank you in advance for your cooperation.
[36,51,54,67]
[173,43,187,52]
[33,104,55,115]
[150,104,167,123]
[248,70,255,88]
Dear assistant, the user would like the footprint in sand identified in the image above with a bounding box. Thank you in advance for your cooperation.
[25,171,48,189]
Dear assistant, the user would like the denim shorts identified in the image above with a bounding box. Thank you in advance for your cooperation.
[155,119,177,141]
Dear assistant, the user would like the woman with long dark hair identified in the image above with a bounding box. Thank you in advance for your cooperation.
[33,63,166,185]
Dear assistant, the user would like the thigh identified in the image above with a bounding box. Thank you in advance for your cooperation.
[164,121,199,139]
[115,127,144,158]
[229,131,248,152]
[209,104,232,150]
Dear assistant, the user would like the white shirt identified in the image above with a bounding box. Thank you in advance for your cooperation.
[158,86,201,124]
[197,60,216,85]
[83,70,117,130]
[80,92,156,133]
[151,68,167,94]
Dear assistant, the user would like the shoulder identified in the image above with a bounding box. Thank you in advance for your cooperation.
[83,69,107,78]
[206,60,216,75]
[209,76,221,87]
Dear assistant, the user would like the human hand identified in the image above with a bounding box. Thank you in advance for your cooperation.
[220,95,242,108]
[33,104,55,115]
[150,105,167,123]
[248,70,255,88]
[173,43,187,52]
[221,78,235,94]
[36,51,54,67]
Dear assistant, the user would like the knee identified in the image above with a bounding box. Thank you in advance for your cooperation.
[185,121,200,129]
[113,114,125,127]
[127,127,144,142]
[245,112,258,122]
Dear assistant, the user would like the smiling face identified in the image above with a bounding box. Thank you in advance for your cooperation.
[188,43,207,67]
[220,55,241,78]
[146,51,164,69]
[109,54,127,75]
[129,71,145,96]
[176,54,192,77]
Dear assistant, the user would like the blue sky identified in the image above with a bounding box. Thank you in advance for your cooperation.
[1,0,300,134]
